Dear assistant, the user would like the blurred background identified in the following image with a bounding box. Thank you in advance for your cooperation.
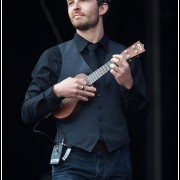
[3,0,178,180]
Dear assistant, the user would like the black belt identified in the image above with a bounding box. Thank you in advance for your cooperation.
[65,142,129,152]
[93,141,129,152]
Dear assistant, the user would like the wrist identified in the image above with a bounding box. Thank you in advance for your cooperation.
[53,84,60,97]
[123,80,133,90]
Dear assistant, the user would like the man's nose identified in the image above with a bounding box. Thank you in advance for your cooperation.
[73,0,81,10]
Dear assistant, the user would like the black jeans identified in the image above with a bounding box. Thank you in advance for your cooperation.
[52,146,132,180]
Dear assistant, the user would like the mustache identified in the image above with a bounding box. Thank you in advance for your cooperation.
[72,12,84,18]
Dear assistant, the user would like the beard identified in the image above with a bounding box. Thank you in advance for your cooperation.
[70,15,99,30]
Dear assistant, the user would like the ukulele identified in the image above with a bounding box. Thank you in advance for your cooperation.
[53,41,145,120]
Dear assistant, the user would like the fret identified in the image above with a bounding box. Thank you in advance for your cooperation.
[86,61,111,85]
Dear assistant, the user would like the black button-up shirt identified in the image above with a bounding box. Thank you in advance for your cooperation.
[21,33,149,125]
[74,33,108,68]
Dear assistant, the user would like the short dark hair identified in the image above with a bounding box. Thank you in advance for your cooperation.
[97,0,111,6]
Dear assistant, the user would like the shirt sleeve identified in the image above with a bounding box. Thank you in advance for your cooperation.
[21,46,63,125]
[121,57,150,122]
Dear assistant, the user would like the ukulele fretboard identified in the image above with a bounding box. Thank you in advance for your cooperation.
[85,61,113,85]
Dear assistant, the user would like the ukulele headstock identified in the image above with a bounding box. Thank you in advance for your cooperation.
[121,41,145,61]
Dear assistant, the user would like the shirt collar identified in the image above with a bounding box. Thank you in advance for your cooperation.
[74,33,109,53]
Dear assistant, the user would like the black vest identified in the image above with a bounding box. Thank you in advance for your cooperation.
[55,39,130,152]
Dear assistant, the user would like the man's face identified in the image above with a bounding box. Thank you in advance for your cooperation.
[67,0,100,30]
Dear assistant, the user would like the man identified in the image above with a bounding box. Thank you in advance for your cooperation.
[22,0,149,179]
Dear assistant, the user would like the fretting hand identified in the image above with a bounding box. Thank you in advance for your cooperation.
[110,54,133,89]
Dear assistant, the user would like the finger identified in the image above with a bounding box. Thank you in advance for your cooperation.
[78,78,87,85]
[113,54,125,64]
[81,90,96,97]
[76,90,96,101]
[113,54,124,60]
[75,86,96,96]
[110,63,121,74]
[78,84,85,90]
[76,95,89,101]
[80,85,84,90]
[83,86,96,92]
[110,68,119,77]
[113,55,130,66]
[110,58,122,67]
[74,78,86,87]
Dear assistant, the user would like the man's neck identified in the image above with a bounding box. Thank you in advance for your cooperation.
[76,24,104,43]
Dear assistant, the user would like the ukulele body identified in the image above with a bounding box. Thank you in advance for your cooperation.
[53,73,87,120]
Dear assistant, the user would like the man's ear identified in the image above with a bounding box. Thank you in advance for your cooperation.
[99,3,109,16]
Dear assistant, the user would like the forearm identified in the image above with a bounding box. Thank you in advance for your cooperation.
[121,85,149,121]
[21,87,61,125]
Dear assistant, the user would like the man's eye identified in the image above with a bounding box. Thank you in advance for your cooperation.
[68,1,74,6]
